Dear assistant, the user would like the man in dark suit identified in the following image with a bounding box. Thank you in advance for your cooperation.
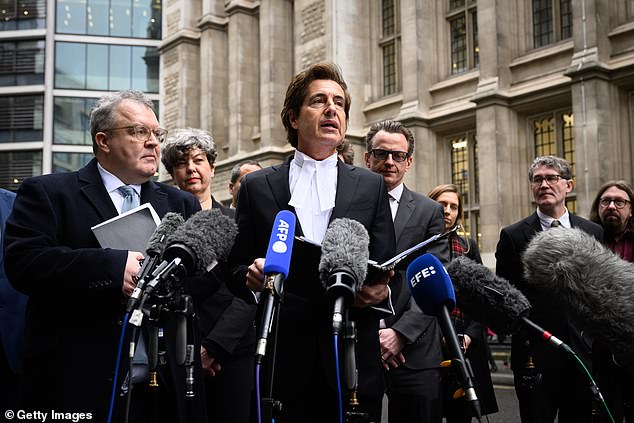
[364,120,449,422]
[4,90,202,421]
[229,63,395,422]
[495,155,603,423]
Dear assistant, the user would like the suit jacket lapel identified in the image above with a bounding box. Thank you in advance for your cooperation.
[330,161,360,221]
[393,186,414,243]
[265,158,303,235]
[141,180,168,217]
[522,212,542,240]
[78,159,118,222]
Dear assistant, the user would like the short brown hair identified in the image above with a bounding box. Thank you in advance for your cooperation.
[280,63,351,148]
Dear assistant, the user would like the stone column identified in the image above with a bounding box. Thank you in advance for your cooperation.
[258,0,293,151]
[160,0,202,130]
[225,0,260,157]
[198,1,229,160]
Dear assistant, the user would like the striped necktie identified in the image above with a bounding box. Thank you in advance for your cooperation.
[118,185,139,213]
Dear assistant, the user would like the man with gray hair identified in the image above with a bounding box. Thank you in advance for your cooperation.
[495,155,603,423]
[5,90,202,421]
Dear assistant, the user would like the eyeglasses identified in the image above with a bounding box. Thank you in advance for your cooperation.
[530,174,566,185]
[370,149,409,163]
[599,198,631,209]
[104,125,168,143]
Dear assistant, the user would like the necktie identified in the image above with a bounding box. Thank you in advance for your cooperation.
[117,185,147,382]
[550,219,561,228]
[388,193,398,221]
[118,185,139,213]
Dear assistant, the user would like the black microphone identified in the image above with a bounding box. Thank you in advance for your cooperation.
[141,209,238,299]
[446,256,572,352]
[406,253,481,420]
[127,213,185,312]
[523,227,634,372]
[318,218,370,335]
[255,210,296,364]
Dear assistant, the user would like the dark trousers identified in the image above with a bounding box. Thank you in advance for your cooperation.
[204,352,254,423]
[385,366,442,423]
[513,357,593,423]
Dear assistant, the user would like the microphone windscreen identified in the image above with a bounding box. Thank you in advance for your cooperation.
[523,227,634,371]
[146,212,184,256]
[318,218,370,288]
[262,210,296,278]
[164,209,238,273]
[406,253,455,316]
[446,256,531,336]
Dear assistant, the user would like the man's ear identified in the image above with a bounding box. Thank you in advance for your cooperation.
[94,132,110,154]
[289,110,298,129]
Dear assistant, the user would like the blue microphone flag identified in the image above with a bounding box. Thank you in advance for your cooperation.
[406,253,456,316]
[262,210,296,278]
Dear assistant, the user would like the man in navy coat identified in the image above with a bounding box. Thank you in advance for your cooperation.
[4,90,201,421]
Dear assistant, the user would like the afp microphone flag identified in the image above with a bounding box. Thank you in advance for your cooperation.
[263,210,296,279]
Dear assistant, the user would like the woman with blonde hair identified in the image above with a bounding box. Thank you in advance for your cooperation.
[427,184,498,422]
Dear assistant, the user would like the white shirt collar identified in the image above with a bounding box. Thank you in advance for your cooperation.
[537,207,571,230]
[289,150,338,212]
[97,162,142,196]
[98,162,142,214]
[388,183,404,202]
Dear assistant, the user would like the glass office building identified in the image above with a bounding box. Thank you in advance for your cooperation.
[0,0,162,191]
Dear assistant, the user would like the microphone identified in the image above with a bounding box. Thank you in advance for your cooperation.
[318,218,370,335]
[406,254,481,419]
[141,208,238,300]
[522,227,634,372]
[255,210,296,364]
[445,256,571,352]
[127,213,185,312]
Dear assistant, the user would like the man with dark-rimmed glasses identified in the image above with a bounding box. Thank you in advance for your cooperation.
[589,180,634,423]
[495,155,603,423]
[4,90,203,421]
[365,119,448,423]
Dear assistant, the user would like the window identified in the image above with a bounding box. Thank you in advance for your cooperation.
[0,0,46,30]
[56,0,162,39]
[380,0,401,96]
[54,97,98,145]
[0,40,45,86]
[533,0,572,48]
[450,132,480,247]
[447,0,478,75]
[55,42,159,92]
[53,152,93,173]
[532,111,576,212]
[0,95,43,142]
[0,150,42,191]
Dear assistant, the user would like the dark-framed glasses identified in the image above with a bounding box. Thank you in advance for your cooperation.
[370,149,409,163]
[530,174,565,185]
[599,198,630,209]
[104,125,168,143]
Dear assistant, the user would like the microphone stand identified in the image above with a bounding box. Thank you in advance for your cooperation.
[343,316,368,423]
[257,273,285,423]
[437,307,482,421]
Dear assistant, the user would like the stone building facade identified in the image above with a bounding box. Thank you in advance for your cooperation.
[159,0,634,261]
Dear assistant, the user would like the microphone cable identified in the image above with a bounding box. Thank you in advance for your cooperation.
[107,311,129,423]
[333,332,343,423]
[567,348,616,423]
